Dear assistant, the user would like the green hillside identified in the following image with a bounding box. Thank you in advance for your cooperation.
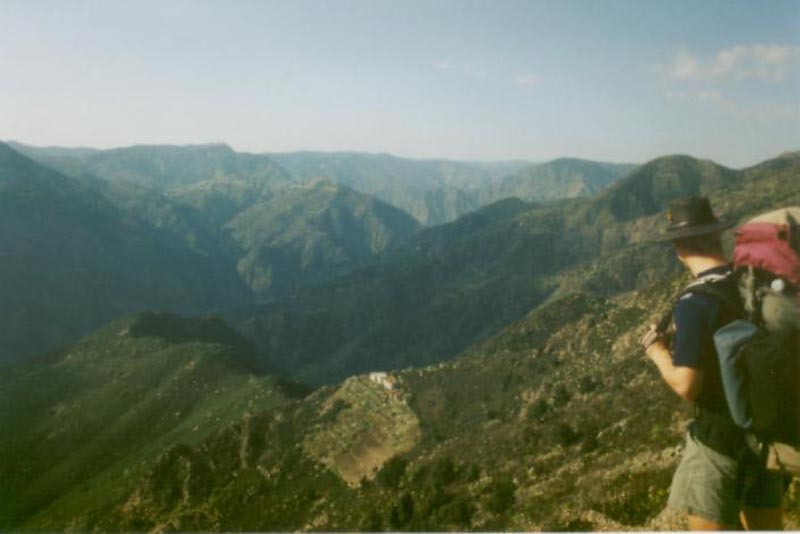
[171,176,422,298]
[584,155,741,225]
[3,150,799,531]
[47,285,800,531]
[225,180,422,297]
[77,163,420,300]
[234,152,795,386]
[0,143,425,360]
[84,178,243,263]
[169,176,276,229]
[0,143,249,362]
[50,154,800,529]
[474,157,636,205]
[0,311,299,530]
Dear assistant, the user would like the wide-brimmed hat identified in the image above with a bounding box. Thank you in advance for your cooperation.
[659,196,734,241]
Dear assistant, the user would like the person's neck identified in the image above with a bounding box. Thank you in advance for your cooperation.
[683,256,728,277]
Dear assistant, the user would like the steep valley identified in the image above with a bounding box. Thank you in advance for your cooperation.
[1,145,799,531]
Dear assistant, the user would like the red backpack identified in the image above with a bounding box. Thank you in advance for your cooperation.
[734,207,800,328]
[713,207,800,474]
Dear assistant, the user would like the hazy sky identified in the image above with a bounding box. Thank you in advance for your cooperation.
[2,0,799,166]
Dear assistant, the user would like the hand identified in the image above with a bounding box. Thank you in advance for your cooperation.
[641,324,663,352]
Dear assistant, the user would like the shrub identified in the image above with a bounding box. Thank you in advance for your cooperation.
[388,492,415,529]
[577,375,598,394]
[551,384,572,407]
[433,492,475,528]
[528,398,549,420]
[361,508,383,531]
[466,463,481,482]
[486,477,516,514]
[548,518,595,531]
[597,469,672,526]
[580,433,599,453]
[554,423,582,447]
[377,456,408,489]
[432,456,458,487]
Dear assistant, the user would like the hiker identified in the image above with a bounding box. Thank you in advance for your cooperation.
[641,196,785,530]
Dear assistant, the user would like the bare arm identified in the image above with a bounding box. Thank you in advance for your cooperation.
[646,338,703,401]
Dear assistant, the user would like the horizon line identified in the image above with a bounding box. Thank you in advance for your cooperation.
[5,138,798,170]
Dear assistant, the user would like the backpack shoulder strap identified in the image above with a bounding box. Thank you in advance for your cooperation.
[655,270,743,334]
[678,270,744,317]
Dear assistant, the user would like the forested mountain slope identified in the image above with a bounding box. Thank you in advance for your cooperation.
[32,269,800,531]
[235,153,795,385]
[3,150,798,532]
[223,180,421,297]
[0,143,250,362]
[0,312,301,529]
[0,144,422,363]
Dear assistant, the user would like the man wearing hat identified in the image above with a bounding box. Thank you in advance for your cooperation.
[642,196,784,530]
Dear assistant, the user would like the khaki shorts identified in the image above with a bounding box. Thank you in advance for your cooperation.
[668,424,785,526]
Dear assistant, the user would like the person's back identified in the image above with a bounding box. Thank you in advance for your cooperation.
[642,197,784,530]
[673,268,741,418]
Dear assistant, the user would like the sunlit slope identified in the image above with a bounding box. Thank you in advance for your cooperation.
[91,274,800,531]
[224,180,422,297]
[0,312,298,529]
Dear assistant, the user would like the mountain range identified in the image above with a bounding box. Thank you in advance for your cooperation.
[234,153,766,385]
[12,142,636,226]
[0,143,428,359]
[269,151,636,225]
[1,141,638,362]
[2,140,799,531]
[0,143,249,363]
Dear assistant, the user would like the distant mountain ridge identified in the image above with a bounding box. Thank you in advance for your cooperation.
[269,151,636,224]
[3,142,422,304]
[267,150,529,191]
[477,157,636,204]
[11,141,637,226]
[8,142,293,191]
